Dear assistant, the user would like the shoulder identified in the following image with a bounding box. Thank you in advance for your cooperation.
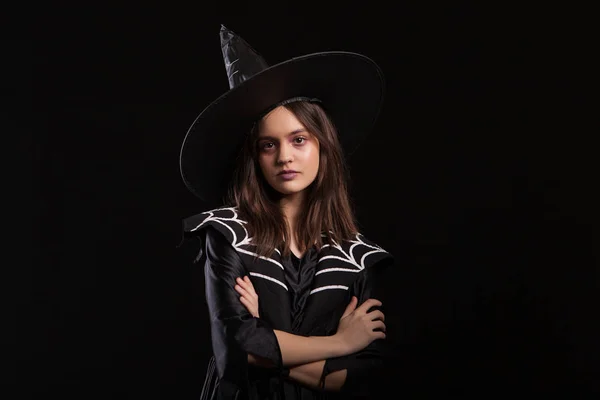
[182,206,250,248]
[320,231,394,271]
[182,206,245,232]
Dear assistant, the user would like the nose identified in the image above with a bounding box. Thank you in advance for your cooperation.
[277,143,293,165]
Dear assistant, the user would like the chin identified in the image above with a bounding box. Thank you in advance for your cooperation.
[274,183,309,196]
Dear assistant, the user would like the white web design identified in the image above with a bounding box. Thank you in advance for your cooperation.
[310,285,348,295]
[310,233,389,295]
[191,207,287,289]
[191,208,388,294]
[318,233,388,271]
[191,206,249,244]
[248,272,288,291]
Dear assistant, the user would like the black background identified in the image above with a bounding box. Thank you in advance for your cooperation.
[17,2,598,398]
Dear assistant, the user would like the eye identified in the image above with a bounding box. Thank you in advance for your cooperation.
[259,142,274,150]
[294,136,307,144]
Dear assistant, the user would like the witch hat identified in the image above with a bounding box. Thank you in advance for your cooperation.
[179,25,385,204]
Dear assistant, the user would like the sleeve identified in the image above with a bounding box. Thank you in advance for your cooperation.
[320,256,394,397]
[198,225,286,392]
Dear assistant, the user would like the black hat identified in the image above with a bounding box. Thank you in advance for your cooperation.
[179,25,385,203]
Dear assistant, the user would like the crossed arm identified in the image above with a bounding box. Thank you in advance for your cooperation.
[235,276,383,391]
[248,347,345,390]
[201,227,387,393]
[285,359,342,391]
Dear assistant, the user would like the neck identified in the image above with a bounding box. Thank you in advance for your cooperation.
[279,191,305,234]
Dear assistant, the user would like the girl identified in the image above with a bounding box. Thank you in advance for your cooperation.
[180,25,395,399]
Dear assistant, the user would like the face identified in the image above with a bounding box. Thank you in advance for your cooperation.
[256,106,320,198]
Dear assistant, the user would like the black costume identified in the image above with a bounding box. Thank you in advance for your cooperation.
[182,207,394,399]
[177,25,393,399]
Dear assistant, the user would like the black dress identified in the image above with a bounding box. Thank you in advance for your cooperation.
[190,226,391,400]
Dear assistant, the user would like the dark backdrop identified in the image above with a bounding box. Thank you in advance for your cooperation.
[20,3,597,399]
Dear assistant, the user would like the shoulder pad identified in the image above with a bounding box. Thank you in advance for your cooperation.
[319,232,394,270]
[182,206,250,248]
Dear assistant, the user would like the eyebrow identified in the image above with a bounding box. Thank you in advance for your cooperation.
[257,129,307,141]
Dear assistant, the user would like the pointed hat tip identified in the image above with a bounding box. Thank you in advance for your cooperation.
[220,24,235,37]
[220,24,235,45]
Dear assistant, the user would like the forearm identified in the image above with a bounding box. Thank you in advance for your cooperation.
[273,329,347,366]
[246,329,347,367]
[287,360,347,391]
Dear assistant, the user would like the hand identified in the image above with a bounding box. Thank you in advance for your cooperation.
[334,297,386,354]
[235,276,259,318]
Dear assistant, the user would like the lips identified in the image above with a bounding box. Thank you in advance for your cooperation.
[278,170,298,175]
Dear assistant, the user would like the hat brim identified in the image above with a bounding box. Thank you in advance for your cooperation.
[179,51,385,203]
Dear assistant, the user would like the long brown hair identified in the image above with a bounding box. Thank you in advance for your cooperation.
[225,101,359,258]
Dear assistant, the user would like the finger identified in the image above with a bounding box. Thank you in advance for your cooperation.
[236,276,251,287]
[237,276,247,284]
[243,276,258,296]
[374,331,386,340]
[239,296,258,316]
[236,278,249,290]
[341,296,358,319]
[235,284,254,299]
[239,295,255,308]
[243,275,254,287]
[371,320,386,332]
[368,310,385,322]
[356,298,382,314]
[239,294,257,309]
[237,277,258,297]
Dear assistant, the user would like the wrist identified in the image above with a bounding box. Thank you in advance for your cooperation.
[327,333,348,358]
